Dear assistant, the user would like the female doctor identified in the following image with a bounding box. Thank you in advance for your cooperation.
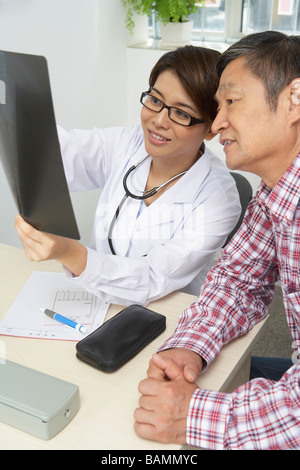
[15,46,241,306]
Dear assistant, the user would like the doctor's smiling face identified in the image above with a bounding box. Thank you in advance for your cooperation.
[141,69,213,169]
[139,46,220,175]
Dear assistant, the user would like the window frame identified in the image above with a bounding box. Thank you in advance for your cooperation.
[190,0,244,43]
[242,0,300,35]
[147,0,300,47]
[148,0,244,43]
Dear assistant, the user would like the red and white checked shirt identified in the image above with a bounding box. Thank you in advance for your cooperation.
[159,153,300,449]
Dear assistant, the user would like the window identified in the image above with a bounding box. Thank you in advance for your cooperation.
[148,0,300,45]
[242,0,300,35]
[149,0,243,43]
[191,0,226,42]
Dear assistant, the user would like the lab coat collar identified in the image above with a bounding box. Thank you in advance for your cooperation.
[132,147,212,235]
[113,145,212,256]
[166,147,211,203]
[126,144,211,204]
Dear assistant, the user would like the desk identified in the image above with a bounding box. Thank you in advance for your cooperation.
[0,243,268,450]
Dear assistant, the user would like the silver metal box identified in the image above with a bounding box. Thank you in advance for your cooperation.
[0,360,80,440]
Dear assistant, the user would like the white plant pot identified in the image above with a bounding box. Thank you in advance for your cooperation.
[126,13,149,46]
[160,20,194,48]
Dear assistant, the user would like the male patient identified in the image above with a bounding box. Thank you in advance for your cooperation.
[134,31,300,450]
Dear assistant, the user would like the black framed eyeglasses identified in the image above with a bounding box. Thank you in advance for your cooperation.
[140,91,206,127]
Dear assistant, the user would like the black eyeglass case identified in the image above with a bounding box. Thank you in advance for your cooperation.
[76,305,166,372]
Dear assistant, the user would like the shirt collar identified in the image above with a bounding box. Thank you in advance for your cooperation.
[256,152,300,223]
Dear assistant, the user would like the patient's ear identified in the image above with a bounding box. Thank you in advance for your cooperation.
[290,79,300,108]
[286,79,300,128]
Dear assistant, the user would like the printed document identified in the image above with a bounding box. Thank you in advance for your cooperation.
[0,271,109,340]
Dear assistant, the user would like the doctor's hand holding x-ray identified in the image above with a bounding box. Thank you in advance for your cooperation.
[15,46,241,307]
[15,214,87,276]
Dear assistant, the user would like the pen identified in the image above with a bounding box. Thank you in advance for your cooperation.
[41,308,86,334]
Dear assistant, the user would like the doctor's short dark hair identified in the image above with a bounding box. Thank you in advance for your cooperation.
[148,45,221,125]
[217,31,300,111]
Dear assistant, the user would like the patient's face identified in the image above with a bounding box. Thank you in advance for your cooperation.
[212,57,290,187]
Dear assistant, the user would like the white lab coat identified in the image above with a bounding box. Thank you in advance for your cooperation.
[58,124,241,306]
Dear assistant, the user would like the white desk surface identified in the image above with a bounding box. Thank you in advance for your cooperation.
[0,243,268,450]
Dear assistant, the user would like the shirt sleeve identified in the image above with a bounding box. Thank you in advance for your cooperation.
[158,198,279,367]
[157,198,300,449]
[65,185,239,307]
[59,131,242,305]
[63,168,242,306]
[187,365,300,449]
[57,124,144,191]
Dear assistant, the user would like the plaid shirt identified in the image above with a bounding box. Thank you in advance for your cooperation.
[159,153,300,450]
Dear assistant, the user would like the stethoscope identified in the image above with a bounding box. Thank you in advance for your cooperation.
[108,155,187,255]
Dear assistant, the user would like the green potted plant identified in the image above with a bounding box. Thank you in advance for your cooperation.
[122,0,205,46]
[154,0,201,24]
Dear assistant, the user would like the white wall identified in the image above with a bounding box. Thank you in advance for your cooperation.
[0,0,129,247]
